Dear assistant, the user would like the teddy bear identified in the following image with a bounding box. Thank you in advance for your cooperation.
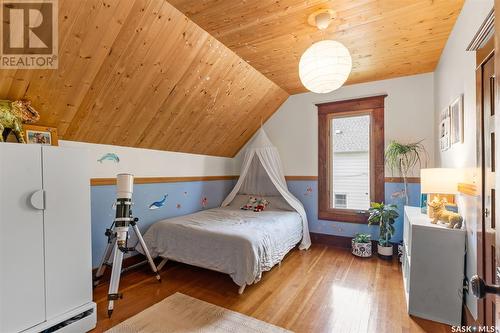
[241,196,258,210]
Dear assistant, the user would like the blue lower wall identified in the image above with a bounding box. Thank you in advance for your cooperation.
[90,179,419,267]
[91,180,235,267]
[287,180,421,243]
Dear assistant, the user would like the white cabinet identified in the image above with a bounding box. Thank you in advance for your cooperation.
[402,206,465,326]
[0,144,46,332]
[0,143,96,333]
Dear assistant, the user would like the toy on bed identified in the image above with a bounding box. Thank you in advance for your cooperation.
[241,196,270,212]
[253,198,269,212]
[241,196,258,210]
[428,199,463,229]
[0,99,40,143]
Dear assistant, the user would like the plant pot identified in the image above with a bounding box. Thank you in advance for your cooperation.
[352,239,372,257]
[377,244,393,259]
[397,242,404,263]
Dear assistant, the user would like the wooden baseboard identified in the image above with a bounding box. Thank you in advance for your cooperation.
[311,232,401,257]
[311,232,380,249]
[310,232,352,248]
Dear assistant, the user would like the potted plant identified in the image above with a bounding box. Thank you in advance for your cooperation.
[351,233,372,257]
[368,202,399,258]
[385,140,427,204]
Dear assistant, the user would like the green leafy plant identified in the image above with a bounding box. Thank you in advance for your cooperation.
[353,233,371,243]
[368,202,399,247]
[385,140,427,204]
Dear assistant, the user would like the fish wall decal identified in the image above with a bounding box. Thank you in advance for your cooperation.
[149,195,168,210]
[98,153,120,163]
[391,189,406,199]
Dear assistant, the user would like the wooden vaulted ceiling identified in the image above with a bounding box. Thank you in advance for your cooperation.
[0,0,287,157]
[169,0,464,94]
[0,0,463,156]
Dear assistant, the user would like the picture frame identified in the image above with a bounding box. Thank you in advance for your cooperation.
[24,125,59,146]
[439,107,451,151]
[450,94,464,145]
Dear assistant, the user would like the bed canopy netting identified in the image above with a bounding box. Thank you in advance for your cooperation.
[221,128,311,250]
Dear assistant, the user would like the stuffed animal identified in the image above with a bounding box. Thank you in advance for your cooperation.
[428,199,463,229]
[241,196,258,210]
[253,198,269,212]
[0,99,40,143]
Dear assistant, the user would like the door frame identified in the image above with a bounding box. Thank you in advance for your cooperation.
[474,35,495,326]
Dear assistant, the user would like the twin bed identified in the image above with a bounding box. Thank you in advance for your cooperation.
[140,195,303,294]
[138,129,311,294]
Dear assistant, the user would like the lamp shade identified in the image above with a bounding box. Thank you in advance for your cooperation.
[420,168,463,194]
[299,40,352,94]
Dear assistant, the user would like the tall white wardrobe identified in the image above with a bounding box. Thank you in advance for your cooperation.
[0,143,96,333]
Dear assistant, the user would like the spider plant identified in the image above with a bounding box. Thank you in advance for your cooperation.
[385,140,427,204]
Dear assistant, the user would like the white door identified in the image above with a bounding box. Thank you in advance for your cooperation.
[0,143,46,332]
[42,146,92,319]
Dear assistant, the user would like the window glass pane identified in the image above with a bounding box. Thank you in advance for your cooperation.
[334,194,347,208]
[331,115,370,210]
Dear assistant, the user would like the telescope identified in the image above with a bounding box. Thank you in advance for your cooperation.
[94,174,161,317]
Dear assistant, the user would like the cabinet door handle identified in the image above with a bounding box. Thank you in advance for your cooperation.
[30,189,45,210]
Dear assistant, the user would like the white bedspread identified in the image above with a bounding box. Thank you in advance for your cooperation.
[140,207,303,286]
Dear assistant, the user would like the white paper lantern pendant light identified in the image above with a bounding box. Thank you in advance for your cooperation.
[299,10,352,94]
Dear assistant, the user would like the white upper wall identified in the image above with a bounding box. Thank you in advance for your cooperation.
[432,0,493,320]
[262,73,435,176]
[434,0,493,172]
[60,140,238,178]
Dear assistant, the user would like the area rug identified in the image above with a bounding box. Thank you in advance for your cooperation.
[105,292,292,333]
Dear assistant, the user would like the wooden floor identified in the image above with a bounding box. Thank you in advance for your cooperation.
[91,245,451,333]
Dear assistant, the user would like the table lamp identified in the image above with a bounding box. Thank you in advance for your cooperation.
[420,168,462,216]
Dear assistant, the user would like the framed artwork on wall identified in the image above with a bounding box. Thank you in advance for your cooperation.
[24,125,59,146]
[450,94,464,145]
[439,107,451,151]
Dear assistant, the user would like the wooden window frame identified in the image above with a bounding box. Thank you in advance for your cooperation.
[317,95,386,223]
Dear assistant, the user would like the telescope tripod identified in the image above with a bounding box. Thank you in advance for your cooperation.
[94,218,161,317]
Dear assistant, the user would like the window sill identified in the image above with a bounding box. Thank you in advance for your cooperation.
[318,209,369,224]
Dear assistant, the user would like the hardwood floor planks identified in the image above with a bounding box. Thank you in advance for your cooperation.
[92,245,451,333]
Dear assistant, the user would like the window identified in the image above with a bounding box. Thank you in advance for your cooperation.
[334,194,347,209]
[317,95,386,223]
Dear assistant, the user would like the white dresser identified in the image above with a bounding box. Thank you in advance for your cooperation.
[402,206,466,326]
[0,143,96,333]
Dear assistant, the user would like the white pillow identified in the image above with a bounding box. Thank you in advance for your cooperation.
[228,194,295,212]
[265,196,294,211]
[228,194,251,209]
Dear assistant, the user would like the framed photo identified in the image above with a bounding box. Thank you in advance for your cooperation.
[450,95,464,145]
[24,125,59,146]
[439,107,451,151]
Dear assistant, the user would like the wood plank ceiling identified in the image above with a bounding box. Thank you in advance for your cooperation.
[0,0,464,156]
[0,0,287,157]
[168,0,464,94]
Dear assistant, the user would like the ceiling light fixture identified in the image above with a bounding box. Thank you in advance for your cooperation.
[299,10,352,94]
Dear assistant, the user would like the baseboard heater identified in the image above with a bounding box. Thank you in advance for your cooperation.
[42,308,94,333]
[24,302,96,333]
